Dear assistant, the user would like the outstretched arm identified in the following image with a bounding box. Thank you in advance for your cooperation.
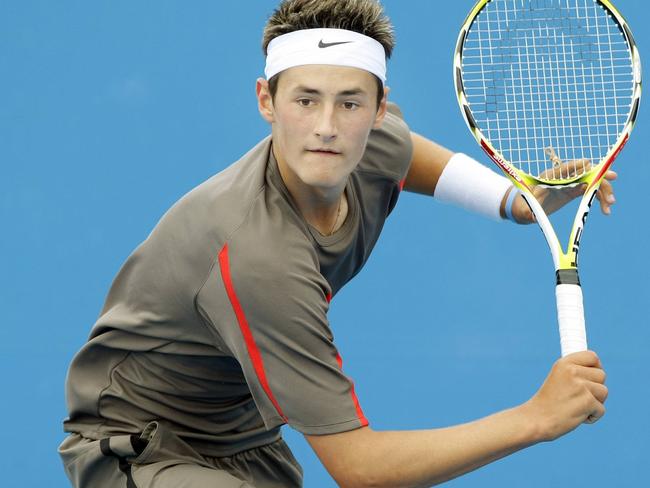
[401,132,453,196]
[306,351,607,488]
[403,132,617,221]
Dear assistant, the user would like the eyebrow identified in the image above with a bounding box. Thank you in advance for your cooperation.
[292,85,367,97]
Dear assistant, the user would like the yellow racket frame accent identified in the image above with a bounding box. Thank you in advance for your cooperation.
[454,0,642,272]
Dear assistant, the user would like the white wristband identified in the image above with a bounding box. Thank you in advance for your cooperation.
[433,153,512,221]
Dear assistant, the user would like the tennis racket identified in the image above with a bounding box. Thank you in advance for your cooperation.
[454,0,641,356]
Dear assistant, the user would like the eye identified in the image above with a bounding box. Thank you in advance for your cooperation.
[343,101,360,111]
[297,98,314,107]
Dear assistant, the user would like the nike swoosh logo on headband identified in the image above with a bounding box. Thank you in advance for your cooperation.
[318,40,353,48]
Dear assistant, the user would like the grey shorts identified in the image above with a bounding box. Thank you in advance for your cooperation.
[58,421,303,488]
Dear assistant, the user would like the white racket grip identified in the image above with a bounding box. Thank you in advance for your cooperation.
[556,284,587,357]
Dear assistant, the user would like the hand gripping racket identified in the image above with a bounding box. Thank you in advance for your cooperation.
[454,0,641,356]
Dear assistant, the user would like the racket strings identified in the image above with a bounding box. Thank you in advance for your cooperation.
[461,0,635,181]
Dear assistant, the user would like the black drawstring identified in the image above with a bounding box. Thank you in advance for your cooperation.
[99,435,145,488]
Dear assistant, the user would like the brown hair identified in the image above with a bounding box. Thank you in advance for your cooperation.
[263,0,395,108]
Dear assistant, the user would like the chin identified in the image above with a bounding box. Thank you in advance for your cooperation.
[296,158,347,187]
[299,172,342,190]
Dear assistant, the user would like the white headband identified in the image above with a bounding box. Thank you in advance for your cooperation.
[265,28,387,83]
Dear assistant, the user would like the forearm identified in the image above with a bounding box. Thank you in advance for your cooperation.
[312,404,539,488]
[403,132,453,195]
[359,405,538,487]
[404,131,515,221]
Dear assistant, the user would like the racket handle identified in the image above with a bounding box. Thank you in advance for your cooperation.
[555,284,587,357]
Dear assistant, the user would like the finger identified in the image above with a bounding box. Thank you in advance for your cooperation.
[563,350,602,368]
[599,178,615,197]
[596,180,616,214]
[538,158,591,180]
[604,170,618,181]
[576,365,607,384]
[585,402,606,424]
[586,382,609,404]
[563,158,591,177]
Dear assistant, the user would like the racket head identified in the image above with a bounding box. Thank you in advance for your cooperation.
[454,0,642,190]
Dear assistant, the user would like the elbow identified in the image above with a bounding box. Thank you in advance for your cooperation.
[307,427,387,488]
[335,465,384,488]
[337,477,375,488]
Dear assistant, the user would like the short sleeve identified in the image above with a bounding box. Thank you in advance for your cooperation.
[196,232,369,435]
[358,102,413,182]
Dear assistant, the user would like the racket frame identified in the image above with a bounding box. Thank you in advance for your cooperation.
[453,0,642,354]
[454,0,642,273]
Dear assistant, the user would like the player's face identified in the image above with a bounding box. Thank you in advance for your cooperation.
[257,65,387,192]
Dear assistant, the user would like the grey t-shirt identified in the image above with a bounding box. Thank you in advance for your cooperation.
[63,103,413,457]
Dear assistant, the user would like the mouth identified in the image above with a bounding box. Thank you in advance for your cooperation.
[306,148,342,156]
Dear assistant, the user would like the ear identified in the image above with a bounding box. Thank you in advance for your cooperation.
[373,86,390,129]
[256,78,275,124]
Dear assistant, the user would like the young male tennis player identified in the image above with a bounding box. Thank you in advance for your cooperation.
[59,1,615,486]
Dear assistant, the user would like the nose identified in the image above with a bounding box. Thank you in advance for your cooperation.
[314,104,337,142]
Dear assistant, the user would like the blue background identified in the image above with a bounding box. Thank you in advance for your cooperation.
[1,1,647,486]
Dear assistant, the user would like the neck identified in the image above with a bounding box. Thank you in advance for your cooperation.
[273,146,348,235]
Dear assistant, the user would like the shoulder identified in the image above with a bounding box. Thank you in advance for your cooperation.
[359,102,413,181]
[172,137,272,233]
[120,138,275,296]
[145,137,272,252]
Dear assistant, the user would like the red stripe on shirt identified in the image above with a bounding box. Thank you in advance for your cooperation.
[335,352,369,427]
[218,243,288,422]
[399,178,406,191]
